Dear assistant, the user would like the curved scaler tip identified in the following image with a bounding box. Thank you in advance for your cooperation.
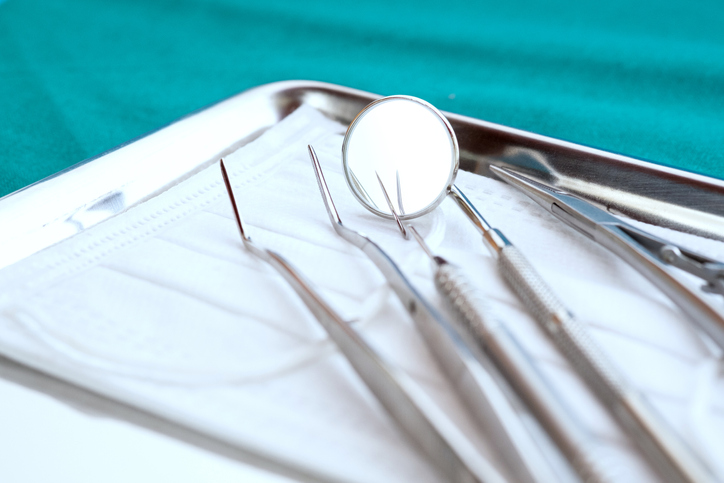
[375,171,408,239]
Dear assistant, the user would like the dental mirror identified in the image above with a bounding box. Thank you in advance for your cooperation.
[342,96,459,219]
[342,96,507,252]
[341,98,711,483]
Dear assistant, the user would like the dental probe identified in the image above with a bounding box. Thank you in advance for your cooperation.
[308,145,581,483]
[375,175,618,483]
[220,159,504,483]
[449,179,715,483]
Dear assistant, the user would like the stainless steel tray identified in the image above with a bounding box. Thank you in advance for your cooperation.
[2,80,724,271]
[1,80,723,481]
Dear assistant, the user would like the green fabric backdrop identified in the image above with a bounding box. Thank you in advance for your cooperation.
[1,0,723,198]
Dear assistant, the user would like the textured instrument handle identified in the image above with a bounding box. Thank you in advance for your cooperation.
[498,245,625,403]
[497,244,713,483]
[434,259,615,483]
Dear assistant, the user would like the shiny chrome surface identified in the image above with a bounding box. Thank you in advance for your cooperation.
[493,166,724,349]
[338,96,519,256]
[339,95,714,482]
[448,185,512,255]
[375,178,614,483]
[342,96,458,220]
[220,159,503,483]
[308,146,570,483]
[491,166,718,483]
[455,124,724,242]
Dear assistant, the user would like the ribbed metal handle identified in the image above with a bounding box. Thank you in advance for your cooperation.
[497,244,714,483]
[498,245,625,403]
[434,259,615,483]
[434,260,498,340]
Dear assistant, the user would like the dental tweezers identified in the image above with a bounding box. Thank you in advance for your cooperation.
[492,165,724,350]
[488,165,718,483]
[307,146,583,483]
[374,175,620,483]
[219,160,505,483]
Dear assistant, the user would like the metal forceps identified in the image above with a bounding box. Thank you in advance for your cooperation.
[492,165,724,352]
[374,176,618,483]
[219,160,504,483]
[489,165,720,483]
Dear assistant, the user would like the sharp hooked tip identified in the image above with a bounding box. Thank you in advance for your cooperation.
[307,144,344,227]
[219,158,250,242]
[375,171,408,239]
[308,144,322,167]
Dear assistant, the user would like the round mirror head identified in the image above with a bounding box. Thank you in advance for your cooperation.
[342,96,459,220]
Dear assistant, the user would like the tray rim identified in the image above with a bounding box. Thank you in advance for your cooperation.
[2,80,724,271]
[3,79,724,272]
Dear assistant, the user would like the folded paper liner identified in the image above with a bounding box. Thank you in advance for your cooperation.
[0,105,722,483]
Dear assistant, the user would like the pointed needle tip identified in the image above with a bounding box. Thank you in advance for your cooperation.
[375,172,408,239]
[219,159,249,242]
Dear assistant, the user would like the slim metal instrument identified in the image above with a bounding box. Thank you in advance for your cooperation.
[336,94,713,482]
[308,146,583,483]
[219,159,505,483]
[470,165,717,483]
[374,174,617,483]
[491,165,724,349]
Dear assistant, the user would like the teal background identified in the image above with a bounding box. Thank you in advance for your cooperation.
[1,0,723,198]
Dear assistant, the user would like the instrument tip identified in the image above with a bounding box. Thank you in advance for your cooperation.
[375,171,408,239]
[219,159,250,242]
